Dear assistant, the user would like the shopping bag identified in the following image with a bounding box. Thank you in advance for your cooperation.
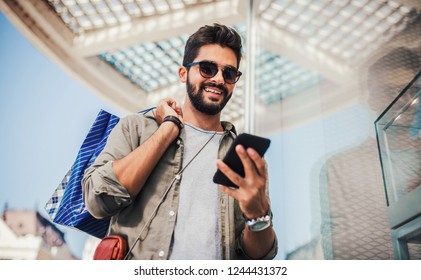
[45,107,155,238]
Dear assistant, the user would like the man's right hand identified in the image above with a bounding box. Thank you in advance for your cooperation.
[153,98,184,125]
[112,98,184,197]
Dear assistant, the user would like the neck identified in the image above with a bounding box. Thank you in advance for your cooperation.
[182,103,223,132]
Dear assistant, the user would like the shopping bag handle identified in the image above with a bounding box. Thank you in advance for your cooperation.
[137,106,156,115]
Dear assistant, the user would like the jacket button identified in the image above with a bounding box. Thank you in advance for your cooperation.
[159,250,165,257]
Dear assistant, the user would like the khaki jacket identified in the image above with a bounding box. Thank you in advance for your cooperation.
[82,114,277,259]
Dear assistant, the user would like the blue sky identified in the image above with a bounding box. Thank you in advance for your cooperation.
[0,12,121,259]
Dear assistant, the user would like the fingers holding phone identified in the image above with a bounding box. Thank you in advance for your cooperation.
[237,145,267,179]
[213,133,270,189]
[214,133,271,218]
[216,146,269,219]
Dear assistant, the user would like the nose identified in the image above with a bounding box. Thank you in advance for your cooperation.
[211,67,225,84]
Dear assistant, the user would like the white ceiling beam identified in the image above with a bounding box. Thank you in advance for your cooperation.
[257,19,358,86]
[255,81,361,136]
[1,0,143,113]
[1,0,249,116]
[74,0,244,57]
[16,0,75,46]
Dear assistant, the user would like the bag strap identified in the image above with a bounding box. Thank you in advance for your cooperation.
[123,130,219,259]
[137,106,156,115]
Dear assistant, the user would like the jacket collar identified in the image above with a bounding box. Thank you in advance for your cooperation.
[221,121,237,136]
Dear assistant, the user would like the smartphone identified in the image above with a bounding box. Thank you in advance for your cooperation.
[213,133,271,189]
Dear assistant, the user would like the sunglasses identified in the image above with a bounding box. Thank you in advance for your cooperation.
[185,60,242,84]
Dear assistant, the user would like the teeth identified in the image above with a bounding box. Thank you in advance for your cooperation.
[205,87,222,95]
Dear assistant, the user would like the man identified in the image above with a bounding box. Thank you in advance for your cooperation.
[82,23,277,260]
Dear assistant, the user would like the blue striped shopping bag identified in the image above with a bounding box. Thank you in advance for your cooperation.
[45,108,155,238]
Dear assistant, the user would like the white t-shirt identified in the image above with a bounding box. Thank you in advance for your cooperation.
[168,123,224,259]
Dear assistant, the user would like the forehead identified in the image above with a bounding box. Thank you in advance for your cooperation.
[195,44,238,68]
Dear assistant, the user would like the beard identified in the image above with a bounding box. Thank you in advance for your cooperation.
[186,77,232,115]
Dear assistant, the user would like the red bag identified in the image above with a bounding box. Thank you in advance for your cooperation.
[93,235,128,260]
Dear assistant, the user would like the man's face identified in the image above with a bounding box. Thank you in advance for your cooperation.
[182,44,238,115]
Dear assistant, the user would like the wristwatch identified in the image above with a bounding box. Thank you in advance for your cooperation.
[162,115,184,135]
[243,208,273,232]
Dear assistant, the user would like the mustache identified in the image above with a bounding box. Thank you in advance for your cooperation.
[200,82,228,95]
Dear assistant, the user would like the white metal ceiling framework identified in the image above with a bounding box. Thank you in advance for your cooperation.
[1,0,419,134]
[260,0,415,62]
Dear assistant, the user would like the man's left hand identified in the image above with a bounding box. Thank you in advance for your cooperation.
[216,144,269,219]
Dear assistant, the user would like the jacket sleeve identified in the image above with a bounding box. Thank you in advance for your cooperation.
[82,114,153,219]
[235,231,278,260]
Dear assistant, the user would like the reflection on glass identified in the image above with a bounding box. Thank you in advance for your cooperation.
[375,71,421,206]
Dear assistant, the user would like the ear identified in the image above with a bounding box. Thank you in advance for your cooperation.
[179,66,187,83]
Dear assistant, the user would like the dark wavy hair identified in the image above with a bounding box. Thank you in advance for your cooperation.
[182,23,242,68]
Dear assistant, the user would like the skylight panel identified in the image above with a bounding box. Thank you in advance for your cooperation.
[46,0,220,33]
[99,35,187,92]
[256,50,323,104]
[259,0,415,63]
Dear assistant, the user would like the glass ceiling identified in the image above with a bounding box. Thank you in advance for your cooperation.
[44,0,415,107]
[259,0,415,62]
[46,0,220,34]
[97,23,322,105]
[99,35,188,92]
[256,50,322,105]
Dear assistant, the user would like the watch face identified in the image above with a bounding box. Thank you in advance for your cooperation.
[251,220,270,231]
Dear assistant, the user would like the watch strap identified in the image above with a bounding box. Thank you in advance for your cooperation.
[243,207,273,232]
[242,207,273,221]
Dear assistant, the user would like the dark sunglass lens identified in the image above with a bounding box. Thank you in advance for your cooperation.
[199,62,218,78]
[223,68,238,84]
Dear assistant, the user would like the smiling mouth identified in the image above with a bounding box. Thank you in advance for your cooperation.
[204,87,223,95]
